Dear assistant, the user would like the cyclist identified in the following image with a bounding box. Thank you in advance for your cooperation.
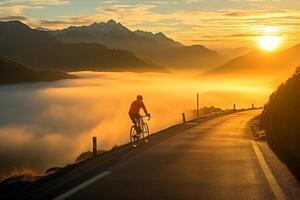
[129,95,150,134]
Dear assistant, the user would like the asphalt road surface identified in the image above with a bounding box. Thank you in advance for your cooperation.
[56,110,292,200]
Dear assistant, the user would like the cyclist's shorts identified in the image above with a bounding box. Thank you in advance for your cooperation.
[129,113,140,124]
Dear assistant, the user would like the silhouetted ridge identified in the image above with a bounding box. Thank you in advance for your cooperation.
[0,20,165,72]
[50,19,225,70]
[0,20,30,30]
[212,45,300,74]
[134,30,182,46]
[0,56,76,84]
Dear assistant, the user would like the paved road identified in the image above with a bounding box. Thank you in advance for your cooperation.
[61,110,284,200]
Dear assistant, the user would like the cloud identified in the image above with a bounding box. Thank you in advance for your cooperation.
[0,5,31,15]
[0,0,69,6]
[103,0,120,4]
[226,33,262,38]
[0,15,27,21]
[185,0,200,3]
[0,0,69,15]
[223,11,256,17]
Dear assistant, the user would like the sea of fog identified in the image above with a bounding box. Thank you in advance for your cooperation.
[0,71,276,177]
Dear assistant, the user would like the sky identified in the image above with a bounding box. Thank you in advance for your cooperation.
[1,0,300,49]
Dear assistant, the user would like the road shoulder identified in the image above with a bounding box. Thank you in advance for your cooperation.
[248,116,300,200]
[257,142,300,200]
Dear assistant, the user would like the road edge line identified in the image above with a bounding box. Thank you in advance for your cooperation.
[53,171,111,200]
[251,141,286,200]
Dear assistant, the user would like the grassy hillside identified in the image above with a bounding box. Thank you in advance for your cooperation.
[0,56,76,84]
[261,68,300,178]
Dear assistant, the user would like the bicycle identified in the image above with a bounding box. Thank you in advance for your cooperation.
[130,115,150,147]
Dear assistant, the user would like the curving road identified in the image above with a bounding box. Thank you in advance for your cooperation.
[56,110,290,200]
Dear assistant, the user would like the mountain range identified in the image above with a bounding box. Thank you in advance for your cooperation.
[213,44,300,75]
[0,56,76,85]
[50,19,225,70]
[2,19,299,76]
[0,21,165,73]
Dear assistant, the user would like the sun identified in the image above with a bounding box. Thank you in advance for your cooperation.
[258,36,281,51]
[257,26,282,51]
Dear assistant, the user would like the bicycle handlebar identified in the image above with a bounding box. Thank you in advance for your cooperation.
[141,114,151,120]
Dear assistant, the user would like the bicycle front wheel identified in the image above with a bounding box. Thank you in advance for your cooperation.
[130,126,139,147]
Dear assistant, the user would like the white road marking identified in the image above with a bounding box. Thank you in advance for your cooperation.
[53,171,111,200]
[251,141,287,200]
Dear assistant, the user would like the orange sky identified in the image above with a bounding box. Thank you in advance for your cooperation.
[0,0,300,49]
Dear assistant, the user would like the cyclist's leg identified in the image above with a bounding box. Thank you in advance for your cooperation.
[129,114,140,134]
[137,114,143,134]
[134,114,142,134]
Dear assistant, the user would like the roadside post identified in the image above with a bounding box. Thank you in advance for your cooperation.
[182,113,186,124]
[92,136,97,157]
[233,104,236,111]
[197,93,199,119]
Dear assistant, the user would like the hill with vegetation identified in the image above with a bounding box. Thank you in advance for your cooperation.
[261,68,300,178]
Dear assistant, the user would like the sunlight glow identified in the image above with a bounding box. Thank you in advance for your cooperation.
[258,26,280,34]
[257,26,282,51]
[258,36,281,51]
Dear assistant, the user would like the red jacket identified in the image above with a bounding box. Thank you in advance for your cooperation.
[129,100,148,115]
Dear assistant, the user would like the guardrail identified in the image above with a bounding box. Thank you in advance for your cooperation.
[181,104,262,124]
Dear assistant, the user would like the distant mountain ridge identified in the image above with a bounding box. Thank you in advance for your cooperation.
[0,21,165,72]
[214,47,252,59]
[51,20,182,48]
[212,44,300,75]
[50,19,225,70]
[0,56,76,84]
[133,29,183,47]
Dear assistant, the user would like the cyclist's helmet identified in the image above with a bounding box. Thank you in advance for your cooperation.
[137,95,143,100]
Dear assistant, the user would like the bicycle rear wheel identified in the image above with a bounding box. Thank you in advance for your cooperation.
[142,123,149,142]
[130,126,139,147]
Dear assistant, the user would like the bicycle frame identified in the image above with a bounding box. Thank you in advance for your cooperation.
[139,115,150,130]
[130,115,150,147]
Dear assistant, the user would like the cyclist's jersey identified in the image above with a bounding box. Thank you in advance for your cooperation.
[129,100,148,115]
